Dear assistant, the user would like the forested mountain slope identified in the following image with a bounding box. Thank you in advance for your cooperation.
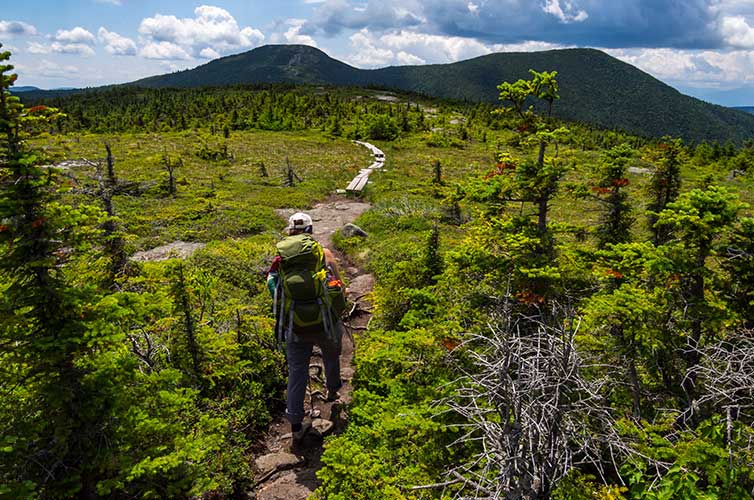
[19,44,754,143]
[370,48,754,144]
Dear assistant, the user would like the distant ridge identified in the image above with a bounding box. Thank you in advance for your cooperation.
[20,44,754,143]
[11,86,40,92]
[735,106,754,115]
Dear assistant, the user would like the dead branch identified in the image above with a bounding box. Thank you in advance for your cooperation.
[444,298,641,499]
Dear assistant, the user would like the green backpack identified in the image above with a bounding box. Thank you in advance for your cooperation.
[274,234,337,343]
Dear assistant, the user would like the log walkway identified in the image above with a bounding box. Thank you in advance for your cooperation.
[345,141,384,193]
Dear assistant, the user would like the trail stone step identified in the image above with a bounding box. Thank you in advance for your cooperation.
[255,452,306,476]
[312,418,334,436]
[256,472,316,500]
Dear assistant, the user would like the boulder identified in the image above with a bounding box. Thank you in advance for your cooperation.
[254,452,305,476]
[341,223,368,238]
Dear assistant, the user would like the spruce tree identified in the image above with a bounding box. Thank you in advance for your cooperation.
[593,144,635,248]
[0,43,113,498]
[648,138,683,245]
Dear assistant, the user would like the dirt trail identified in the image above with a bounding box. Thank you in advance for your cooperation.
[252,198,373,500]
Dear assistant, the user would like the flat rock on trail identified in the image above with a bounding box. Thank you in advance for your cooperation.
[253,197,373,500]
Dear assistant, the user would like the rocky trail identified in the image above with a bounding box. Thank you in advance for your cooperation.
[252,199,374,500]
[123,140,379,498]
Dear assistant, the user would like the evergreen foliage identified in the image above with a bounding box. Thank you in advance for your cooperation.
[1,47,285,498]
[318,69,754,499]
[5,40,754,499]
[18,44,754,143]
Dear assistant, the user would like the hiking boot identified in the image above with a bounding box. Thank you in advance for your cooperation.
[290,421,311,447]
[326,388,340,402]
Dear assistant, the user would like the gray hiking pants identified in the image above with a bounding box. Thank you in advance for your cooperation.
[285,323,344,425]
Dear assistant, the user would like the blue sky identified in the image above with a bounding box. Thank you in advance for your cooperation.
[3,0,754,105]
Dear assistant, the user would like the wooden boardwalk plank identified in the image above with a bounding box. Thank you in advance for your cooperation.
[347,141,385,193]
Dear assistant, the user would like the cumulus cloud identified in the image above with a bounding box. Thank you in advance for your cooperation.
[0,20,38,37]
[344,28,491,67]
[605,47,754,90]
[139,41,191,60]
[98,27,137,55]
[396,51,425,65]
[270,19,319,47]
[28,41,95,56]
[199,47,221,59]
[347,29,396,67]
[344,27,566,68]
[137,5,265,59]
[25,27,97,56]
[720,16,754,48]
[54,26,96,45]
[379,30,491,62]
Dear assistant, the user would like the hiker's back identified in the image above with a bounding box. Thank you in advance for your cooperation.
[275,234,334,338]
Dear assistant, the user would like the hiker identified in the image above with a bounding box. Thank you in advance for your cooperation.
[267,212,345,445]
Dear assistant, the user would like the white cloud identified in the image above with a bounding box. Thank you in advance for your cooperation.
[54,26,96,45]
[345,28,566,68]
[139,41,191,60]
[138,5,265,58]
[240,26,265,46]
[271,18,319,47]
[606,48,698,81]
[52,42,96,56]
[28,40,95,56]
[98,27,137,55]
[27,42,52,54]
[0,20,38,37]
[605,47,754,89]
[396,50,425,65]
[378,30,492,63]
[348,29,395,67]
[94,0,123,5]
[721,15,754,48]
[542,0,588,23]
[199,47,221,59]
[19,59,80,79]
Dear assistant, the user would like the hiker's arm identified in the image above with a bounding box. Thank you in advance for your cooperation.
[323,248,342,281]
[266,256,281,296]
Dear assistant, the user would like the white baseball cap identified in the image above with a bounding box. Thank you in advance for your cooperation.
[287,212,313,231]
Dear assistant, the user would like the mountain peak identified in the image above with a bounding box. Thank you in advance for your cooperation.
[25,44,754,142]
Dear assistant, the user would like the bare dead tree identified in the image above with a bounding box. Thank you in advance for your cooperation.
[444,299,640,499]
[685,331,754,415]
[162,153,182,196]
[283,156,302,187]
[127,326,170,373]
[79,145,128,285]
[681,331,754,495]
